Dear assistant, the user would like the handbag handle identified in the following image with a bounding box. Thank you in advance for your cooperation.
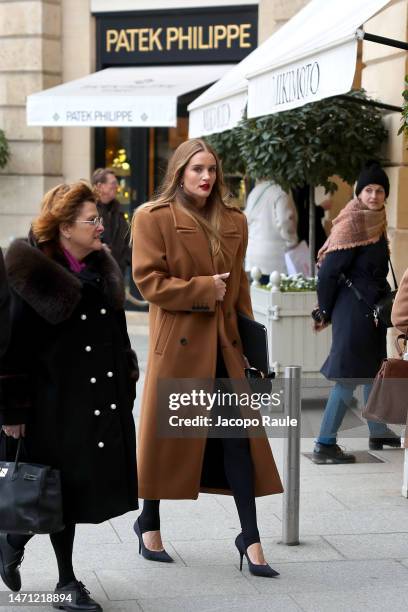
[388,256,398,291]
[10,437,23,480]
[395,333,408,358]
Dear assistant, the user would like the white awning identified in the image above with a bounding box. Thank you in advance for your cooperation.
[188,0,391,136]
[26,65,232,127]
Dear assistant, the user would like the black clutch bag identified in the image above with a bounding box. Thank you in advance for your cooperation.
[238,313,275,391]
[0,437,64,535]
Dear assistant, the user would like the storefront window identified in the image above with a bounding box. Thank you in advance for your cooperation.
[105,127,132,217]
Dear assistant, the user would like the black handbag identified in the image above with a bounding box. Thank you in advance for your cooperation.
[0,437,64,535]
[341,256,398,328]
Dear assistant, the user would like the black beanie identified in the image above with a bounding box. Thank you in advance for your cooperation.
[355,161,389,198]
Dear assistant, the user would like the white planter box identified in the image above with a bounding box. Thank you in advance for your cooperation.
[250,285,332,395]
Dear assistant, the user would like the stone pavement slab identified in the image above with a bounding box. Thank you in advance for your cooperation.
[290,585,408,612]
[136,593,302,612]
[95,566,259,599]
[325,533,408,560]
[299,507,408,535]
[245,559,408,595]
[170,535,343,566]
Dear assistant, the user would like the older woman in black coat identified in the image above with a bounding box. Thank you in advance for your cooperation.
[313,162,400,464]
[0,183,138,611]
[0,249,9,357]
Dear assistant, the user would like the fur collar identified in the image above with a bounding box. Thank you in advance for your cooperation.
[5,239,125,325]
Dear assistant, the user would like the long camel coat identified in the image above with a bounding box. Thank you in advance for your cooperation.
[391,267,408,449]
[132,200,283,499]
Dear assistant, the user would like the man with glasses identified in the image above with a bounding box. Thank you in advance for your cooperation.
[92,168,131,276]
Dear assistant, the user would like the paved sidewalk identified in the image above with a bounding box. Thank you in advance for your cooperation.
[1,313,407,612]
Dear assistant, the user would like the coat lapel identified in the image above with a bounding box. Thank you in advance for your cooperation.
[170,203,242,276]
[217,208,241,274]
[170,203,215,275]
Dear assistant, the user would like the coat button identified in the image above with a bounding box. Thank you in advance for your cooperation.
[85,346,92,352]
[107,371,113,378]
[180,338,188,345]
[110,403,117,410]
[98,442,104,448]
[94,409,101,416]
[80,314,87,321]
[90,377,96,384]
[100,308,107,315]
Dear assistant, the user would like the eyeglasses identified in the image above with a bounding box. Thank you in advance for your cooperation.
[75,216,103,227]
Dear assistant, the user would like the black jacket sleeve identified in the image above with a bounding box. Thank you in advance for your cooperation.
[0,291,33,426]
[0,250,10,358]
[317,248,357,321]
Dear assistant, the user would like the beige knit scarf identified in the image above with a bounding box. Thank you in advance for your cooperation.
[317,197,387,265]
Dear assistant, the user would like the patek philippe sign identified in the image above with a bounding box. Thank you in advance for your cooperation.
[96,6,258,65]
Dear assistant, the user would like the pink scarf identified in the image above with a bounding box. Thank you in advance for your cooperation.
[62,247,86,273]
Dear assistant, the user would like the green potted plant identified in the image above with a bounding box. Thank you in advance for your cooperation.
[238,89,388,271]
[205,128,248,203]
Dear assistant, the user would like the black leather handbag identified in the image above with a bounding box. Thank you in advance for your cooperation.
[0,437,64,535]
[341,257,398,328]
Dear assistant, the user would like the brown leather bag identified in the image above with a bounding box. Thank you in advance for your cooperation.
[363,334,408,425]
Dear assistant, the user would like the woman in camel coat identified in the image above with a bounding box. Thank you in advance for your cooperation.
[132,138,282,577]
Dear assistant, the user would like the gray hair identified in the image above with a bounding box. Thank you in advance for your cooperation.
[92,167,116,185]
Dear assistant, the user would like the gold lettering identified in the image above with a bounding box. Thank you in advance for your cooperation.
[213,25,227,49]
[198,26,211,49]
[226,24,240,48]
[138,28,150,52]
[178,26,193,50]
[106,29,119,53]
[125,29,137,52]
[193,26,198,49]
[166,27,179,50]
[150,27,163,51]
[240,24,252,48]
[116,29,131,52]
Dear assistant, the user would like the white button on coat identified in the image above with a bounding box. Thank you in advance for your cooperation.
[107,371,113,378]
[81,314,87,320]
[98,442,104,448]
[90,377,96,384]
[110,403,117,410]
[85,346,92,352]
[94,410,101,416]
[100,308,107,315]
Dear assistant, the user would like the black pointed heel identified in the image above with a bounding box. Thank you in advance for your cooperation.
[133,518,174,563]
[235,533,279,578]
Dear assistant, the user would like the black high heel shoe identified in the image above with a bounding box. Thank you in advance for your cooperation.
[133,518,174,563]
[234,533,279,578]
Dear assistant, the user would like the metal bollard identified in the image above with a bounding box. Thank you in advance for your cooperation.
[282,366,301,545]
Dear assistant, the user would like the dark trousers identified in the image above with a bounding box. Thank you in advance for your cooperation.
[7,524,76,587]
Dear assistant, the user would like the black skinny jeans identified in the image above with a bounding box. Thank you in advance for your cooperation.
[139,351,260,549]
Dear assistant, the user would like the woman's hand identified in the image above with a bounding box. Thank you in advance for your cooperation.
[313,320,329,333]
[2,424,25,438]
[213,273,230,301]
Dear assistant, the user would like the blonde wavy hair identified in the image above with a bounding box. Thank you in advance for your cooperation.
[132,138,230,260]
[31,182,96,244]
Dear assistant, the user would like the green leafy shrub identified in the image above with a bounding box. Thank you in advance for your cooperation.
[238,90,388,193]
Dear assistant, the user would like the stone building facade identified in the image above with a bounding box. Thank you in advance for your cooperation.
[0,0,407,266]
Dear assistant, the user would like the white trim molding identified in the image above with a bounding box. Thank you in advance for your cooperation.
[91,0,258,12]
